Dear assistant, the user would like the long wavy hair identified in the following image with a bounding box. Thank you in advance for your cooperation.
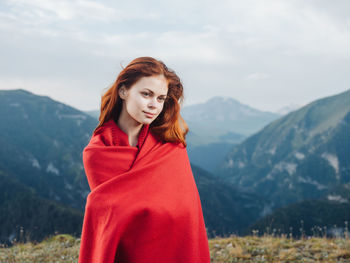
[94,56,189,146]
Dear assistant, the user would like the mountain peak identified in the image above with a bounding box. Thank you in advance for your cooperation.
[206,96,241,105]
[0,88,33,95]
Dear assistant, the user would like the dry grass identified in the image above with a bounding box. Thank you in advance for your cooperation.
[0,234,349,262]
[0,234,80,263]
[209,235,350,262]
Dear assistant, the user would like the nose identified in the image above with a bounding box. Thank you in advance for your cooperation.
[147,97,158,109]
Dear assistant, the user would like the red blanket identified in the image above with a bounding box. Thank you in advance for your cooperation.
[78,120,211,262]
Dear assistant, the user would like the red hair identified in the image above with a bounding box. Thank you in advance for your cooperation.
[94,56,189,146]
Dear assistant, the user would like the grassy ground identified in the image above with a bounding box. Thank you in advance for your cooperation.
[0,234,79,263]
[0,234,349,262]
[209,235,350,262]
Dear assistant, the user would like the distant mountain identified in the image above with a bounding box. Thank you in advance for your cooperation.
[0,170,83,245]
[181,97,280,171]
[191,164,270,237]
[181,96,280,146]
[0,89,98,210]
[217,89,350,210]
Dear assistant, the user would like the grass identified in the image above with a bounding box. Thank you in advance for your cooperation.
[0,234,80,263]
[209,235,350,262]
[0,234,349,262]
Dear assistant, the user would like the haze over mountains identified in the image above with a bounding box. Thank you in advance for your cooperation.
[0,88,349,244]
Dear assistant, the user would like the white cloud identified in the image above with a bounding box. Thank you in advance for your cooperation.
[245,73,269,81]
[7,0,119,21]
[0,0,350,112]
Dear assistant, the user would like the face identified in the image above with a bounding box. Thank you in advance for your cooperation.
[119,74,169,125]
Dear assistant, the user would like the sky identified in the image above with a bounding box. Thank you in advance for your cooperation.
[0,0,350,112]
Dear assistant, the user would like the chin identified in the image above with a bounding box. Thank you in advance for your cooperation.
[142,119,154,125]
[137,118,153,125]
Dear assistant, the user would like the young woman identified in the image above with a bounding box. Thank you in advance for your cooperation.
[78,57,211,263]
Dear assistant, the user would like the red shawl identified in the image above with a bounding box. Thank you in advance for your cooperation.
[78,119,211,262]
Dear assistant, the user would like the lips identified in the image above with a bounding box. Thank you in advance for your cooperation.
[144,111,155,118]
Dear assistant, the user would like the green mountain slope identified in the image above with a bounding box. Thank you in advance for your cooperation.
[217,89,350,209]
[191,164,270,236]
[0,171,83,245]
[0,89,98,210]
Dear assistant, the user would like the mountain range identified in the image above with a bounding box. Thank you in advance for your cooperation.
[0,89,269,242]
[1,87,349,243]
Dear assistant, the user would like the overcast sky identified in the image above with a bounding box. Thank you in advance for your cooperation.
[1,0,349,112]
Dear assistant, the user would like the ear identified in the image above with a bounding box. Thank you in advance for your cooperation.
[119,86,127,99]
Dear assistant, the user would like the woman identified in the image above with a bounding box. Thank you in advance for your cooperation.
[78,57,211,263]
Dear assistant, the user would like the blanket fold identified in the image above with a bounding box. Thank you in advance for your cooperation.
[78,120,210,263]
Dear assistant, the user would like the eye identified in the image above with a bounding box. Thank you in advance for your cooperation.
[158,97,166,102]
[141,92,150,97]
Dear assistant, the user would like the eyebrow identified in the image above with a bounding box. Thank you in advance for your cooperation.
[144,88,167,97]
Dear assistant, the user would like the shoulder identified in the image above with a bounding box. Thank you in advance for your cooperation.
[89,119,115,146]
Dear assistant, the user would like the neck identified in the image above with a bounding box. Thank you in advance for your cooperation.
[117,105,143,146]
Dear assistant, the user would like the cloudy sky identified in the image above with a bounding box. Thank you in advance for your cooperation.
[1,0,349,112]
